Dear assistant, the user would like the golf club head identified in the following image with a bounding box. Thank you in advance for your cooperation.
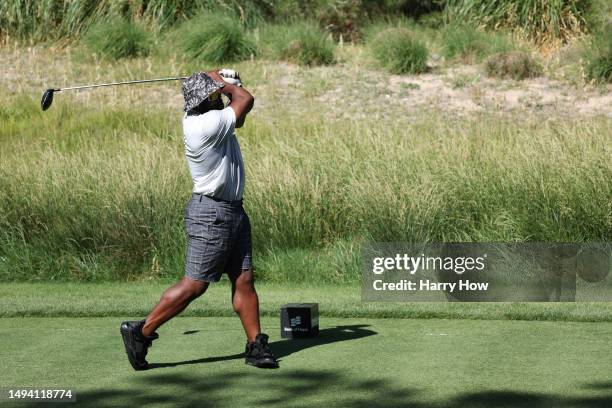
[41,89,56,111]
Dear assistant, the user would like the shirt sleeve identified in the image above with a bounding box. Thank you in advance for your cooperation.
[200,107,236,147]
[220,106,236,129]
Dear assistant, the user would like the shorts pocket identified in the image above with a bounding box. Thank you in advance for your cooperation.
[214,205,237,226]
[185,204,218,239]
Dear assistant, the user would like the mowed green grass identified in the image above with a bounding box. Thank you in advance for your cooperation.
[3,283,612,322]
[2,316,612,407]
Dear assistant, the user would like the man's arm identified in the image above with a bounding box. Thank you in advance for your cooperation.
[207,70,254,128]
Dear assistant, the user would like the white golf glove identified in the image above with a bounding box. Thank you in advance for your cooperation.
[219,69,242,87]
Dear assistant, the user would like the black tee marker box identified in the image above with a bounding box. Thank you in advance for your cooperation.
[280,303,319,338]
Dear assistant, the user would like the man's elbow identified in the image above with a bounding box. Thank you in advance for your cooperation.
[234,94,255,128]
[246,95,255,113]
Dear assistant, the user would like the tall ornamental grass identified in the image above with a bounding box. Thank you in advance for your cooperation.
[444,0,592,44]
[0,0,270,42]
[83,18,152,59]
[369,27,429,74]
[584,23,612,83]
[0,0,98,42]
[0,98,610,282]
[173,12,256,63]
[441,25,514,62]
[261,21,336,66]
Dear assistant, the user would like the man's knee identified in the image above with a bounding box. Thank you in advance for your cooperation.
[163,278,208,303]
[235,269,255,289]
[232,270,256,313]
[186,279,209,298]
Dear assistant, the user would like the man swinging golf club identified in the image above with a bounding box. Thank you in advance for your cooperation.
[120,70,278,370]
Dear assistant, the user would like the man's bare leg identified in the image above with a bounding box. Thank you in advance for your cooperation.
[141,276,209,337]
[230,269,261,342]
[229,268,277,367]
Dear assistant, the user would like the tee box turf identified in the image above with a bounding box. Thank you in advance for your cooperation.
[280,303,319,339]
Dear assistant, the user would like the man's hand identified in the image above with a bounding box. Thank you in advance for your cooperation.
[220,69,241,85]
[206,70,225,84]
[208,69,242,86]
[219,69,240,80]
[220,69,242,87]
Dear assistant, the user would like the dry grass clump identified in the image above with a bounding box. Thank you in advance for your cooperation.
[485,51,542,80]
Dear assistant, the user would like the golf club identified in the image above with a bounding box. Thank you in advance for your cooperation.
[41,76,188,111]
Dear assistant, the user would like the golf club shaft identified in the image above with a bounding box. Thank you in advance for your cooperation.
[58,76,188,91]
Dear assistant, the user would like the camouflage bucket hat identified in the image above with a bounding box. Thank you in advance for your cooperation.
[181,72,225,112]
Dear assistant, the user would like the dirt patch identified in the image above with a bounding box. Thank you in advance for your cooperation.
[318,64,611,120]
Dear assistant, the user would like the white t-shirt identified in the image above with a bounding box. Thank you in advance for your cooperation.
[182,107,245,201]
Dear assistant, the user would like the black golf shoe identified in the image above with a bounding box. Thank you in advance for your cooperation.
[120,320,158,371]
[245,333,278,368]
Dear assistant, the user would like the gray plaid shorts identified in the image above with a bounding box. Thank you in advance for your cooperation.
[184,193,252,282]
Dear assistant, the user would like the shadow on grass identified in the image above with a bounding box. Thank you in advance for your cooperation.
[149,324,377,369]
[27,324,612,407]
[37,373,612,407]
